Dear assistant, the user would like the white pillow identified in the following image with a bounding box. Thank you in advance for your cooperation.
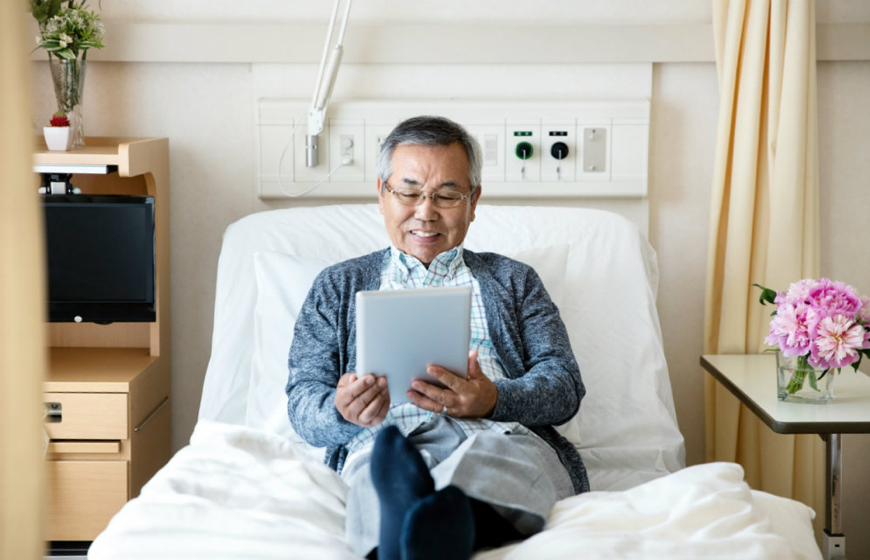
[247,252,330,460]
[507,244,568,308]
[246,246,569,447]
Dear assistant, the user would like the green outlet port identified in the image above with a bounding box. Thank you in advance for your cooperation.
[515,141,533,160]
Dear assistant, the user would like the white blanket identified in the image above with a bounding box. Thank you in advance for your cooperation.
[90,422,820,560]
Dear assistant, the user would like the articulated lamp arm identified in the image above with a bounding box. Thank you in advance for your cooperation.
[306,0,353,167]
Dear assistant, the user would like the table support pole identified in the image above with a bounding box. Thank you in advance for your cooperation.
[822,433,845,560]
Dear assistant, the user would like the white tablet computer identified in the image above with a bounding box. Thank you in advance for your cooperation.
[356,286,471,404]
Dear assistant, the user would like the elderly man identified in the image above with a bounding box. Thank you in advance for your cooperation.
[287,116,587,560]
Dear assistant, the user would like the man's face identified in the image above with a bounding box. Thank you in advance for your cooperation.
[377,142,481,267]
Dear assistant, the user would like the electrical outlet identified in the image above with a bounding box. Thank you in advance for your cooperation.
[327,121,364,182]
[364,124,395,185]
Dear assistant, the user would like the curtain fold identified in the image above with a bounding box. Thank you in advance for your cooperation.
[704,0,823,536]
[0,4,45,559]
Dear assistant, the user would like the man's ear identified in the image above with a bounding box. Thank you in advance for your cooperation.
[468,186,482,222]
[377,178,385,214]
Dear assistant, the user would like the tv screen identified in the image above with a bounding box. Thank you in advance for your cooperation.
[43,194,156,323]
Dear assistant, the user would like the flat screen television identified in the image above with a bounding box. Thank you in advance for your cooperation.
[42,194,156,323]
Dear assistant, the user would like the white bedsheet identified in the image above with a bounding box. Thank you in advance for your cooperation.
[89,422,820,560]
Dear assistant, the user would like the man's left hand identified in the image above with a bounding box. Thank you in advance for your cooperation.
[408,350,497,418]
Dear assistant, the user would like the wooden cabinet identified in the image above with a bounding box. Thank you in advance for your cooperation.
[34,137,171,542]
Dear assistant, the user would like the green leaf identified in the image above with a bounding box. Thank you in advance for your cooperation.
[752,283,778,306]
[808,371,819,391]
[32,4,49,23]
[48,0,63,18]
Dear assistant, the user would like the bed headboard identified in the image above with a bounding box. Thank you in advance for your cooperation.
[198,204,685,491]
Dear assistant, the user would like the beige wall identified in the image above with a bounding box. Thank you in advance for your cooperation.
[28,3,870,555]
[816,61,870,556]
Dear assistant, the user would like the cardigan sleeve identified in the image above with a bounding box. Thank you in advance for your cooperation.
[285,271,363,448]
[479,257,584,428]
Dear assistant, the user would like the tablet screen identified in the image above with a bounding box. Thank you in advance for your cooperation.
[356,286,471,404]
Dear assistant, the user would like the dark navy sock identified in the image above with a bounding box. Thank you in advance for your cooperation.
[371,426,435,560]
[400,485,475,560]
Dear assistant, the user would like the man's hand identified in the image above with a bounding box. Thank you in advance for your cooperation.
[335,372,390,427]
[408,351,497,418]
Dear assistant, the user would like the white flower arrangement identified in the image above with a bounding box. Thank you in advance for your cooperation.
[32,0,105,60]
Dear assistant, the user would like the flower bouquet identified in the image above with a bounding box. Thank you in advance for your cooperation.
[755,279,870,402]
[31,1,105,149]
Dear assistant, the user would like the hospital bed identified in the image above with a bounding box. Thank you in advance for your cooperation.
[89,204,821,559]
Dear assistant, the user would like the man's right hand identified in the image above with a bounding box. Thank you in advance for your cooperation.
[335,372,390,427]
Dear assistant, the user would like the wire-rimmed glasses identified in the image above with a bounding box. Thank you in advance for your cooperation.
[382,183,477,209]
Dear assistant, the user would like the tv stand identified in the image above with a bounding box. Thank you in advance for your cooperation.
[34,137,171,542]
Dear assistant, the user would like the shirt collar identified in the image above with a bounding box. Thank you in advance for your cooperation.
[389,245,464,279]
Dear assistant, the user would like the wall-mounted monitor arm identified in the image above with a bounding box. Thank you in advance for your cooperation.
[306,0,353,168]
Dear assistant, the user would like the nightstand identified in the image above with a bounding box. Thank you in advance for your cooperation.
[44,347,170,541]
[701,353,870,560]
[35,137,171,545]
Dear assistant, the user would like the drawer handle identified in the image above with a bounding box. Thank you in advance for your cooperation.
[48,441,121,454]
[45,402,62,423]
[134,397,169,432]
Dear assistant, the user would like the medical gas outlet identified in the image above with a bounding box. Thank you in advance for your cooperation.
[515,141,533,160]
[507,128,539,182]
[541,126,575,182]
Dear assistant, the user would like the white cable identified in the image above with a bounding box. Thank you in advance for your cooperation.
[280,158,348,199]
[277,111,350,198]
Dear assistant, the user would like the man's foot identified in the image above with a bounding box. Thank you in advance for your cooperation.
[401,485,475,560]
[371,426,435,560]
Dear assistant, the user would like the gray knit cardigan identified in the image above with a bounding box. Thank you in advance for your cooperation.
[286,248,589,494]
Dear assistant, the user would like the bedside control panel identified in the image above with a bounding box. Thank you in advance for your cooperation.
[257,99,649,198]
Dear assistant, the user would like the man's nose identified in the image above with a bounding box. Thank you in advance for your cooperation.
[413,195,438,220]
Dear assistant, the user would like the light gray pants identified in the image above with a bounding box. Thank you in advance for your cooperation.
[341,416,575,557]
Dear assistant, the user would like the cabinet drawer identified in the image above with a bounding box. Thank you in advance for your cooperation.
[44,392,128,440]
[46,460,129,541]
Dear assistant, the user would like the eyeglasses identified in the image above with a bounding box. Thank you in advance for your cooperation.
[383,183,477,209]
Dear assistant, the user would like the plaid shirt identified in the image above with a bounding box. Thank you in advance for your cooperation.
[345,246,530,453]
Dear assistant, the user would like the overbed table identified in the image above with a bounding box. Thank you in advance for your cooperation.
[701,354,870,560]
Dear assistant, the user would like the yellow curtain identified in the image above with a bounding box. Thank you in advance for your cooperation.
[704,0,824,535]
[0,2,45,558]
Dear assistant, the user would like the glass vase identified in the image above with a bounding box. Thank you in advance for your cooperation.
[49,55,87,150]
[776,352,834,404]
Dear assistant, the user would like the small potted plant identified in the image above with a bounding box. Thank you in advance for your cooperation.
[44,111,72,151]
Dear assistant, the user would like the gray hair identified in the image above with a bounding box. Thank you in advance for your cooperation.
[377,116,483,191]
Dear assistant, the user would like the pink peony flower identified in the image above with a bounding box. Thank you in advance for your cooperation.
[765,303,812,357]
[807,278,862,320]
[777,278,819,307]
[809,314,868,369]
[858,295,870,323]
